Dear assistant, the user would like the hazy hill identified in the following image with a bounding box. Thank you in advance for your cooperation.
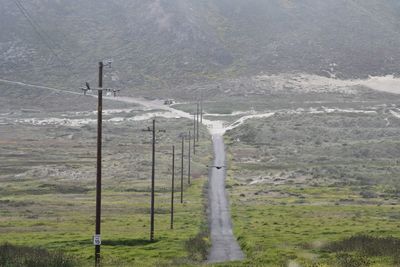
[1,0,400,92]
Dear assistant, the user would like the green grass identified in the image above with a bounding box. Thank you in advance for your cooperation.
[0,175,210,267]
[224,110,400,266]
[0,243,77,267]
[230,195,400,266]
[0,116,213,266]
[325,235,400,262]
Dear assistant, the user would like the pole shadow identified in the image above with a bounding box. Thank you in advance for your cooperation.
[101,239,158,247]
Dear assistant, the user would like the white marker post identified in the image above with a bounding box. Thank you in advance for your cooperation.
[93,234,102,246]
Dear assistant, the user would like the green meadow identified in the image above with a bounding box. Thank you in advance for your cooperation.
[224,110,400,267]
[0,115,212,266]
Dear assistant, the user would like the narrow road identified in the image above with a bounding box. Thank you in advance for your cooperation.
[0,78,245,263]
[207,134,244,263]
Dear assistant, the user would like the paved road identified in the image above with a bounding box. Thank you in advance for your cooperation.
[207,134,244,263]
[0,78,245,263]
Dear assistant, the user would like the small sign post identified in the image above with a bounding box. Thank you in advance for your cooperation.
[93,234,101,246]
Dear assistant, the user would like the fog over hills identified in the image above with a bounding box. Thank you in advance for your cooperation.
[1,0,400,91]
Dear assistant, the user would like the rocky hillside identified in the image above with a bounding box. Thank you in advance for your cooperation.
[1,0,400,92]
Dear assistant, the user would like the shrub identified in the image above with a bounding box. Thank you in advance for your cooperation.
[335,252,370,267]
[0,243,77,267]
[184,229,210,262]
[324,234,400,264]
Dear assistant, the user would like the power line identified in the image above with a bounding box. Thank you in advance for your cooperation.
[14,0,135,65]
[10,0,132,77]
[12,0,64,64]
[10,0,139,79]
[10,0,84,75]
[0,78,80,95]
[15,0,62,50]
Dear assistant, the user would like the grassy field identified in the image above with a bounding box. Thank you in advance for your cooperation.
[3,81,400,266]
[0,107,212,266]
[172,84,400,116]
[223,108,400,266]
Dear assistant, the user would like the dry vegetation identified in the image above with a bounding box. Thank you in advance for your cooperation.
[221,89,400,266]
[0,86,212,266]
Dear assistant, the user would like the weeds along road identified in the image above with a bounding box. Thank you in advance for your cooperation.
[7,77,400,264]
[207,134,244,263]
[0,79,245,263]
[113,96,245,262]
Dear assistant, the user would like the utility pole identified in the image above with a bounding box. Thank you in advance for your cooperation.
[196,102,200,142]
[141,120,165,241]
[180,135,184,203]
[193,113,196,155]
[170,145,175,230]
[200,93,203,124]
[95,61,103,267]
[80,60,117,267]
[188,131,191,185]
[150,119,155,242]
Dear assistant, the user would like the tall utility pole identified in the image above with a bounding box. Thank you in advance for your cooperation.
[95,61,103,267]
[180,136,184,203]
[193,113,196,155]
[150,119,156,241]
[81,61,117,267]
[196,102,200,142]
[188,131,191,185]
[142,120,165,241]
[170,145,175,230]
[200,93,203,124]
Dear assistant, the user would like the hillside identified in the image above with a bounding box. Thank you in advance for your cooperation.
[1,0,400,93]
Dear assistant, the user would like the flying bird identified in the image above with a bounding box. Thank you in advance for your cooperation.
[208,165,226,170]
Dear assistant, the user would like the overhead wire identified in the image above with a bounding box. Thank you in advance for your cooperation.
[12,0,66,64]
[15,0,63,50]
[10,0,85,75]
[8,0,138,83]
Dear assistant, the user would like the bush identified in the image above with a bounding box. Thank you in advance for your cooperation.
[184,230,210,262]
[184,182,210,262]
[324,234,400,264]
[335,252,370,267]
[0,243,77,267]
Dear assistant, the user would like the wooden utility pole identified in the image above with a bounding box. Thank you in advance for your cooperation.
[193,113,196,155]
[170,146,175,230]
[200,93,203,124]
[180,136,184,203]
[95,61,103,267]
[196,102,200,142]
[188,131,191,185]
[150,119,156,241]
[81,61,118,267]
[142,119,166,241]
[141,121,165,241]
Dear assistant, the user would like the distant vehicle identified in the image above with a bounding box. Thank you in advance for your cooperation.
[164,99,175,105]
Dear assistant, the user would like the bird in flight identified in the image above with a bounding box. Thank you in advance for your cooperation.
[208,165,225,170]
